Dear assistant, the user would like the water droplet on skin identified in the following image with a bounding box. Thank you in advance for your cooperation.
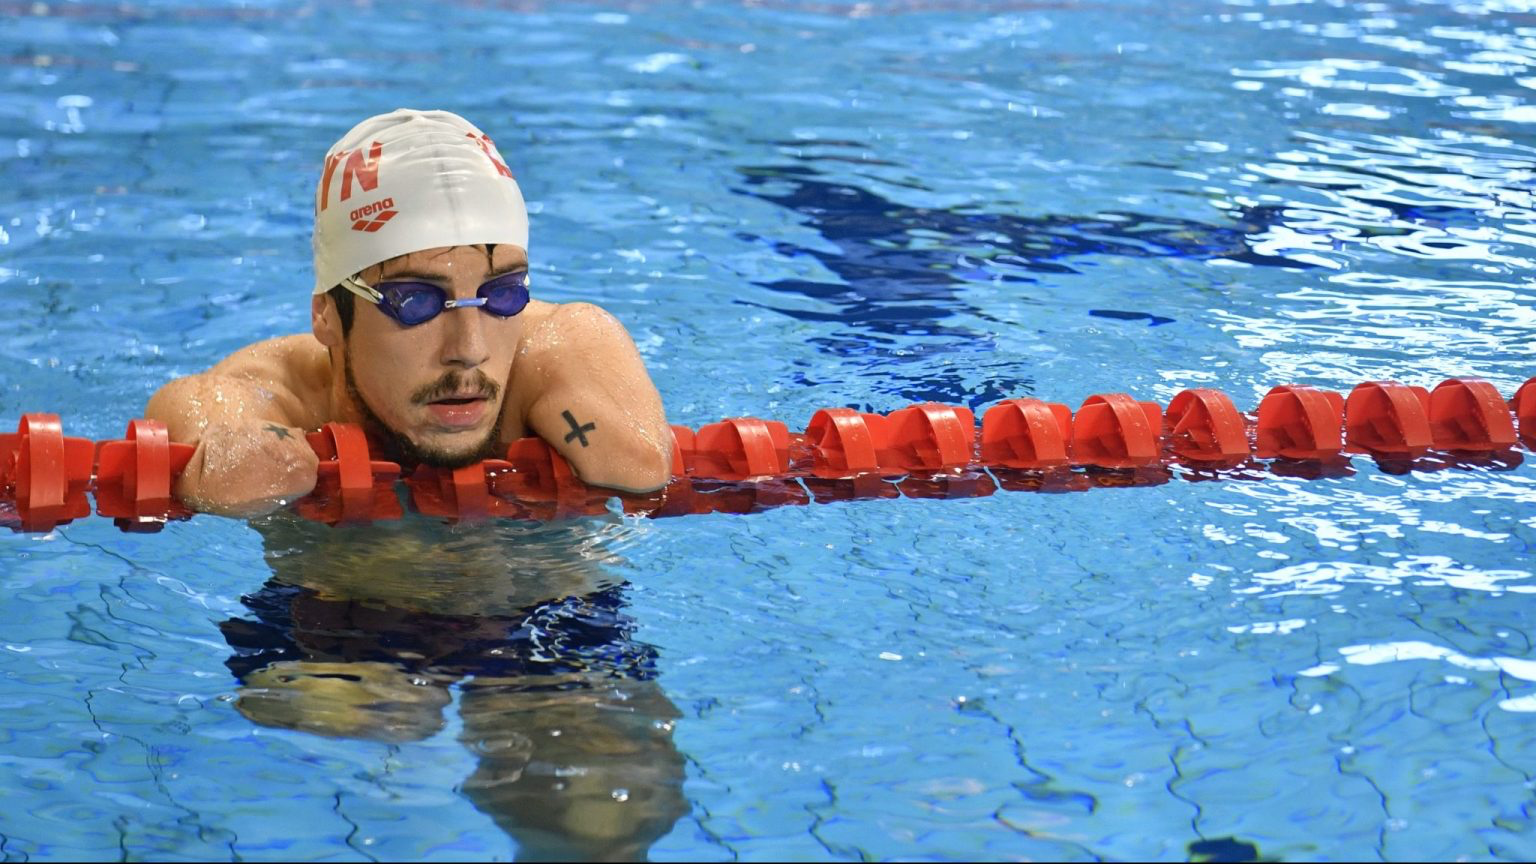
[611,788,629,802]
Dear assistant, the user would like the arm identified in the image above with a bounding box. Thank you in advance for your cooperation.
[517,303,672,494]
[145,370,321,517]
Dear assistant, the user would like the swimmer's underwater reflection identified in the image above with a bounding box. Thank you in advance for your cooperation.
[218,513,688,861]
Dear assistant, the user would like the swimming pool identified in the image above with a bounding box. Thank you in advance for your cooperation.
[4,0,1536,859]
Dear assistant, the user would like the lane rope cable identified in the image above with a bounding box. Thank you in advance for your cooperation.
[2,376,1533,533]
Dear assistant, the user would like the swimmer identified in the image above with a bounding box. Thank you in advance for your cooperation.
[147,109,672,515]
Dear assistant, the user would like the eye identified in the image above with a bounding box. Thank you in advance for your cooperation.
[379,282,445,324]
[483,271,529,291]
[479,272,530,316]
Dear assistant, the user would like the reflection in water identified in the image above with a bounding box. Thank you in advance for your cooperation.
[220,513,687,861]
[1240,130,1536,271]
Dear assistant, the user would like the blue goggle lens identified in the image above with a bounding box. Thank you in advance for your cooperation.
[477,272,533,316]
[391,286,443,325]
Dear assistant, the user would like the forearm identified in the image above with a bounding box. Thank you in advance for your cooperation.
[147,374,320,517]
[174,424,319,517]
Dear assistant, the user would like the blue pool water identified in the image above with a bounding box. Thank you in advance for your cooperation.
[4,0,1536,859]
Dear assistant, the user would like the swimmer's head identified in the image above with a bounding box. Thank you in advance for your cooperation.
[310,110,531,469]
[312,108,529,297]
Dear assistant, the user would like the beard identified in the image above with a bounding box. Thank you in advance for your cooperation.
[343,342,504,470]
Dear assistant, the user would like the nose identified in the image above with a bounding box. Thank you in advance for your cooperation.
[439,305,491,369]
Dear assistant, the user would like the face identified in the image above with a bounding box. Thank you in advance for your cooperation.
[314,244,529,468]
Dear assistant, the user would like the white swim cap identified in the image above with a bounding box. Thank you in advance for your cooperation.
[312,108,529,295]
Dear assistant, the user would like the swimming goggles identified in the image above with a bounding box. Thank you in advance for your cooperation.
[340,270,531,326]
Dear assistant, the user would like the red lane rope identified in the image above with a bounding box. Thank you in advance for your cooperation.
[2,375,1533,533]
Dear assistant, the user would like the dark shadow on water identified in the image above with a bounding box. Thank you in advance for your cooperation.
[221,513,687,862]
[1090,308,1177,326]
[731,157,1307,406]
[1188,836,1265,862]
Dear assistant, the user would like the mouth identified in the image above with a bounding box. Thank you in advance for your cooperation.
[423,392,492,429]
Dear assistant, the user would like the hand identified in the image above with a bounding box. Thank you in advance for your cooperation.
[236,660,452,743]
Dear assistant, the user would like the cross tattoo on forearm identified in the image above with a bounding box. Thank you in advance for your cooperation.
[562,410,596,447]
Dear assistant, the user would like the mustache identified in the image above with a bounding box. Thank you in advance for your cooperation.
[411,370,501,405]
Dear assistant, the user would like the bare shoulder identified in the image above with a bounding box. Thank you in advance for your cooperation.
[515,300,636,371]
[148,335,333,434]
[209,334,329,385]
[502,300,656,438]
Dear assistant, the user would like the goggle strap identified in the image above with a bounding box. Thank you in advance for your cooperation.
[340,275,384,305]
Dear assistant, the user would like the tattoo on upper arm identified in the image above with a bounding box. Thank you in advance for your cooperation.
[562,410,596,447]
[264,423,293,440]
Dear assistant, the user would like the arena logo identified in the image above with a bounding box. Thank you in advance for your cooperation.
[349,197,396,232]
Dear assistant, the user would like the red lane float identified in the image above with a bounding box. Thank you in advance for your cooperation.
[1071,393,1162,469]
[1515,379,1536,445]
[294,422,402,525]
[981,399,1071,469]
[409,459,520,522]
[805,408,883,474]
[1,375,1532,532]
[493,437,611,521]
[799,408,896,502]
[95,419,197,530]
[1165,389,1248,465]
[1255,385,1344,461]
[0,414,95,532]
[1431,377,1516,452]
[690,417,791,479]
[1345,380,1434,458]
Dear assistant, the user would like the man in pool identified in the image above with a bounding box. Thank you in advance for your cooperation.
[147,109,673,515]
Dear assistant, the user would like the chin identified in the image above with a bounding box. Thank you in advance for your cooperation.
[393,424,502,470]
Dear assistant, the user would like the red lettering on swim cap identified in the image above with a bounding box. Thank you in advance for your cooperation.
[347,197,396,222]
[467,132,513,179]
[318,150,344,213]
[319,140,384,212]
[349,196,398,232]
[340,141,383,203]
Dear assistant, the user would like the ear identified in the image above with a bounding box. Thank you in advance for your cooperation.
[312,293,343,348]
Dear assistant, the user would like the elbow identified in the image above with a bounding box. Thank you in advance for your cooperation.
[578,434,674,495]
[630,444,675,493]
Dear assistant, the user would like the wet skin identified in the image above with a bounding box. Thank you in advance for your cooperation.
[146,243,673,516]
